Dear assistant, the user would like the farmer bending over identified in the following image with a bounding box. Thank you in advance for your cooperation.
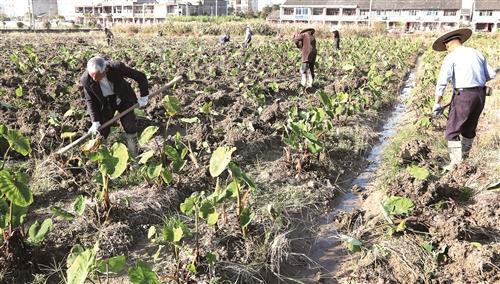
[219,34,230,46]
[432,28,496,170]
[82,56,149,157]
[293,28,317,88]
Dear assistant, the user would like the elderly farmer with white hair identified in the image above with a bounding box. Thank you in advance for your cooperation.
[432,28,496,170]
[81,56,149,157]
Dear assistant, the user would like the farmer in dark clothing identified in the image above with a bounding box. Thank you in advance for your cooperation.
[432,28,496,170]
[219,34,230,46]
[293,28,317,88]
[104,28,114,46]
[331,28,340,50]
[81,56,149,157]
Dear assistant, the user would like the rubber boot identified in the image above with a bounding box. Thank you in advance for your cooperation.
[461,136,474,159]
[300,73,307,87]
[124,133,138,158]
[443,140,462,171]
[306,71,313,88]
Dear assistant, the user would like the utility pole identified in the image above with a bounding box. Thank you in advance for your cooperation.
[216,0,218,17]
[368,0,373,27]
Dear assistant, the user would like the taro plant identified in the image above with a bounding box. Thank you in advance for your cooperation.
[66,242,126,284]
[88,143,129,215]
[380,196,415,234]
[0,123,31,170]
[128,261,160,284]
[148,216,191,280]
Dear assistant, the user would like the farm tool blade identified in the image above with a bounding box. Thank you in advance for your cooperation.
[54,75,183,156]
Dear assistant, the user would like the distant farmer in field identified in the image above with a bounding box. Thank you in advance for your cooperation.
[331,28,340,50]
[104,27,114,46]
[81,56,149,157]
[242,24,253,48]
[432,28,496,170]
[219,34,230,46]
[293,28,317,88]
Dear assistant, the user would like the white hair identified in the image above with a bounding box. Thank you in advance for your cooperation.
[87,56,107,74]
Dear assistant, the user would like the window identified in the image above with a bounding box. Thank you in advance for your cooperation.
[326,8,339,16]
[359,9,369,15]
[313,8,323,15]
[343,8,356,16]
[283,8,294,15]
[296,7,309,15]
[479,10,493,16]
[426,10,438,16]
[376,10,386,16]
[391,10,401,16]
[408,10,417,16]
[444,10,457,16]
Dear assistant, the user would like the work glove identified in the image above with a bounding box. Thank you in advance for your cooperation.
[432,103,443,116]
[88,121,101,135]
[137,95,149,108]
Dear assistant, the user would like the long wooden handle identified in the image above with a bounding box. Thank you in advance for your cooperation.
[55,75,183,155]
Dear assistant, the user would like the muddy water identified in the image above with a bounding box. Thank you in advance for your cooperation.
[304,68,418,282]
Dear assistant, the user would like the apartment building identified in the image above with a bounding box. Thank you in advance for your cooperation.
[74,0,228,25]
[473,0,500,31]
[279,0,499,31]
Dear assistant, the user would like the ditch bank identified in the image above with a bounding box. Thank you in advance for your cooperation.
[289,58,421,283]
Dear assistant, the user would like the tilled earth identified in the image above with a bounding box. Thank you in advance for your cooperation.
[0,32,421,283]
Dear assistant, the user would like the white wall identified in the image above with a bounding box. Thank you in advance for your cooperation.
[57,0,76,19]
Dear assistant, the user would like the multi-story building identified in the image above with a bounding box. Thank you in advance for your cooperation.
[0,0,58,18]
[473,0,500,31]
[232,0,257,14]
[74,0,228,25]
[279,0,500,31]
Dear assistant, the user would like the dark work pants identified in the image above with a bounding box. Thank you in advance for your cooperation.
[334,38,340,50]
[98,95,138,138]
[445,87,486,141]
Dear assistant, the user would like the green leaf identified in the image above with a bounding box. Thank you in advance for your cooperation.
[51,206,75,221]
[180,196,195,215]
[98,143,129,179]
[206,211,219,226]
[199,101,213,114]
[0,199,8,229]
[61,132,77,139]
[225,181,239,198]
[15,86,23,97]
[139,126,159,147]
[186,263,197,274]
[228,163,256,189]
[138,150,155,164]
[66,244,97,284]
[395,219,407,232]
[0,170,33,206]
[2,203,28,229]
[340,234,362,252]
[163,95,181,117]
[206,252,217,267]
[172,226,183,242]
[422,242,434,253]
[5,129,31,156]
[407,165,429,180]
[146,162,162,179]
[128,262,160,284]
[28,219,53,245]
[163,144,180,161]
[383,196,415,216]
[97,255,126,274]
[161,168,173,184]
[239,207,253,229]
[209,146,236,177]
[73,195,86,215]
[180,117,200,124]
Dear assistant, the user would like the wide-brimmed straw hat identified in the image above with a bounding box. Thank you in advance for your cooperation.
[300,28,315,35]
[432,28,472,51]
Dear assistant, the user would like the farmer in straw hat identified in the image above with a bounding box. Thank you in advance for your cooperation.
[82,56,150,157]
[432,28,496,170]
[293,28,317,88]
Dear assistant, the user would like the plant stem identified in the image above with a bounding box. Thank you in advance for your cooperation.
[1,145,11,170]
[8,201,13,237]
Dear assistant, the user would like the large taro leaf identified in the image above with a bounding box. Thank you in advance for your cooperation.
[66,244,98,284]
[28,218,52,245]
[139,126,159,147]
[0,170,33,207]
[5,128,31,156]
[407,165,430,181]
[163,95,180,117]
[96,255,126,274]
[91,143,129,179]
[128,261,160,284]
[383,196,415,216]
[209,146,236,177]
